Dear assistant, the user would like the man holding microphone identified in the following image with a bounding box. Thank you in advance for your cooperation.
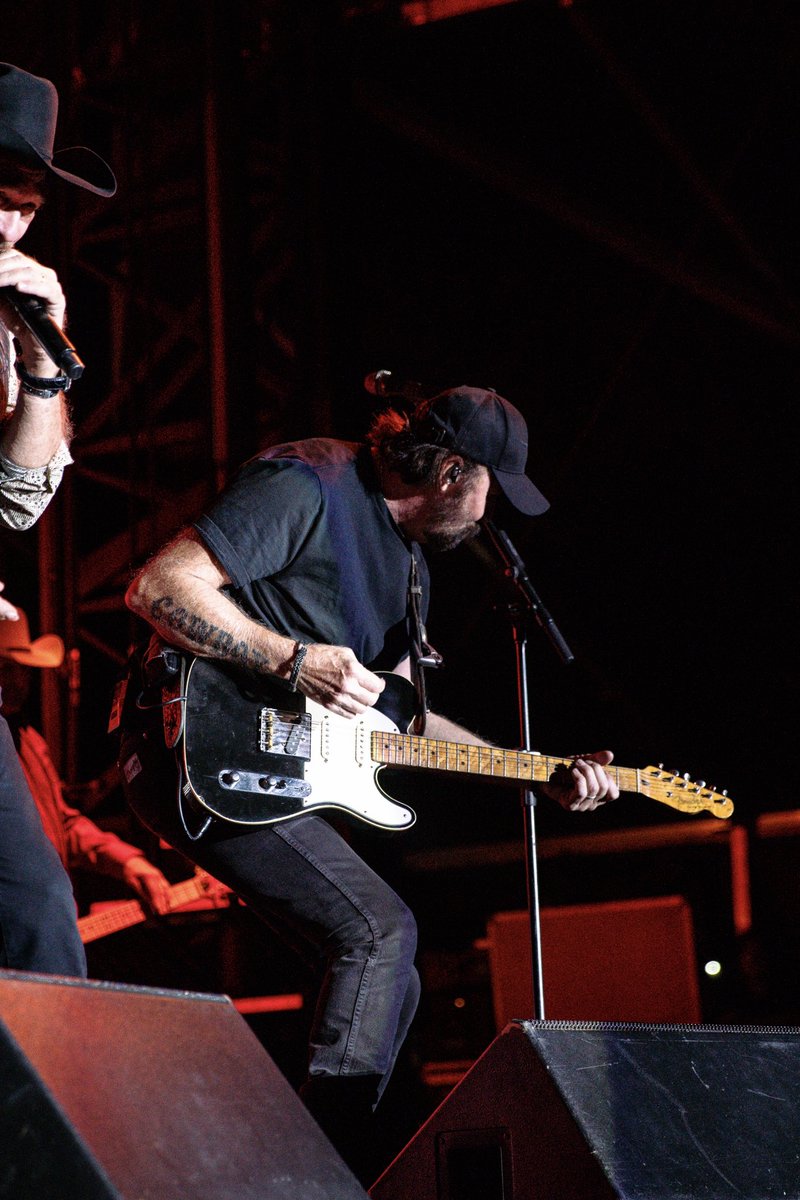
[0,61,115,974]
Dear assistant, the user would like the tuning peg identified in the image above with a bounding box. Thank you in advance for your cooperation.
[697,780,706,788]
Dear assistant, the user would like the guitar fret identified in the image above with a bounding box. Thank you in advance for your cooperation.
[77,874,218,944]
[375,734,549,782]
[381,736,627,789]
[374,740,642,790]
[368,734,730,818]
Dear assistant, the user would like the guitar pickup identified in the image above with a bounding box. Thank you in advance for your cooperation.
[258,708,312,759]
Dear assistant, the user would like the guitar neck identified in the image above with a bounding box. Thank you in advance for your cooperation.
[77,874,213,945]
[373,732,640,792]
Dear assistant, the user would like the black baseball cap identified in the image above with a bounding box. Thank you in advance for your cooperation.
[413,386,550,516]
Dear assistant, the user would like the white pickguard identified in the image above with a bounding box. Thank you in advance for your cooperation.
[299,697,415,829]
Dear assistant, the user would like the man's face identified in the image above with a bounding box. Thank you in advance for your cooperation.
[0,183,44,246]
[415,465,495,553]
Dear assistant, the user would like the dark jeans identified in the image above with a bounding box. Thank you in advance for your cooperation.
[0,713,86,976]
[121,730,420,1103]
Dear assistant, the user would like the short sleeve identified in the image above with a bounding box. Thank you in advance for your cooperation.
[193,457,324,589]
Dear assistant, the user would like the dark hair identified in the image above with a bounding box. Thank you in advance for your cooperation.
[366,405,481,486]
[0,149,47,192]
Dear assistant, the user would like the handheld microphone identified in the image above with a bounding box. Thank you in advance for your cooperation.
[0,287,85,380]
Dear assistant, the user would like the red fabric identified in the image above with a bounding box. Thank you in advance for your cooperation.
[18,725,142,875]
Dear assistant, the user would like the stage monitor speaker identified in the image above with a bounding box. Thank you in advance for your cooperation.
[370,1019,800,1200]
[487,895,701,1028]
[0,969,367,1200]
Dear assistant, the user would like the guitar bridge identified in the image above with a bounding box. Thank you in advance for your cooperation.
[258,707,312,759]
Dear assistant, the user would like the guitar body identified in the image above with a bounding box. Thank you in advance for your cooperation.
[182,657,419,830]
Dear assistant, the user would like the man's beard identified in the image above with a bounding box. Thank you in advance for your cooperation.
[420,519,481,553]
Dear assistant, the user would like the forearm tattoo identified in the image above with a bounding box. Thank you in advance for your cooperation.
[150,595,272,671]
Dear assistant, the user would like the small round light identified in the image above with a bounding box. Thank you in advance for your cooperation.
[704,960,722,977]
[453,996,466,1009]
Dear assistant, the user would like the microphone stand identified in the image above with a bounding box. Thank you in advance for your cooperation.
[482,519,574,1020]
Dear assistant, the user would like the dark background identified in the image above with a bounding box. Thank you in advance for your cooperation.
[7,1,798,804]
[4,0,800,1153]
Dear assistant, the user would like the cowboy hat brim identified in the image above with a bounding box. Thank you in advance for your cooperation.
[0,633,65,668]
[0,118,117,197]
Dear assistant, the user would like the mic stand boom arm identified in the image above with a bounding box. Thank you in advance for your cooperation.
[482,519,574,1020]
[482,519,574,668]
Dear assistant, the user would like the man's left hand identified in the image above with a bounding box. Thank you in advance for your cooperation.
[541,750,620,812]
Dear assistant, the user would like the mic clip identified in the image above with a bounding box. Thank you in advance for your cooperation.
[364,369,425,403]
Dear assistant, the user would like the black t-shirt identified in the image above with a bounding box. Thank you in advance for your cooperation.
[194,439,430,671]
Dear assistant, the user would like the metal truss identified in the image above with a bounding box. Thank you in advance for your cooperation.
[35,1,329,779]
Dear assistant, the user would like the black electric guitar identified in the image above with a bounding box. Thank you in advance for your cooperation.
[176,656,734,829]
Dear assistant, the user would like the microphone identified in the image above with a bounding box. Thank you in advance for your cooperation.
[363,369,424,402]
[482,518,575,664]
[0,287,85,380]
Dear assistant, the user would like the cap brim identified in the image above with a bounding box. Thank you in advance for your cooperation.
[493,468,550,516]
[0,633,65,668]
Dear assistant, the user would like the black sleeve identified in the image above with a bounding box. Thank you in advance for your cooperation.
[193,458,323,589]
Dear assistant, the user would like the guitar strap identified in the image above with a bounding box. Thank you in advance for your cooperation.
[408,551,442,736]
[115,637,213,841]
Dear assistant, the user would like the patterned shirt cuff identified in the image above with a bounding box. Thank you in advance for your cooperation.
[0,440,73,530]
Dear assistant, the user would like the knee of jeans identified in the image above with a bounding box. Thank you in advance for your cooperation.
[404,962,422,1014]
[6,873,74,945]
[335,891,417,964]
[381,894,417,963]
[37,869,78,922]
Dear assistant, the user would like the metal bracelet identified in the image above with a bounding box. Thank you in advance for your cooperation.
[288,642,309,691]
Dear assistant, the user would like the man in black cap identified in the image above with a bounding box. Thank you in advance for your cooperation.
[0,62,115,976]
[120,383,618,1180]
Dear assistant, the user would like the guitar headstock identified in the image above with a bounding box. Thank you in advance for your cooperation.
[640,765,734,819]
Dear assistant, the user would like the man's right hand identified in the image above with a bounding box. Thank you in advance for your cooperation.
[0,582,19,621]
[0,247,67,376]
[298,643,385,718]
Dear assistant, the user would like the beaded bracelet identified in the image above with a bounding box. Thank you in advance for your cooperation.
[14,358,71,398]
[288,641,309,691]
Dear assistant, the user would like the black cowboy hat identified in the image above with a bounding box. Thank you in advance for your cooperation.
[0,62,116,197]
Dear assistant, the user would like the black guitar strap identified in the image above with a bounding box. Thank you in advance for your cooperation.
[408,551,442,735]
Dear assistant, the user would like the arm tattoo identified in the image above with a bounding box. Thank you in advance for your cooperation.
[150,595,272,671]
